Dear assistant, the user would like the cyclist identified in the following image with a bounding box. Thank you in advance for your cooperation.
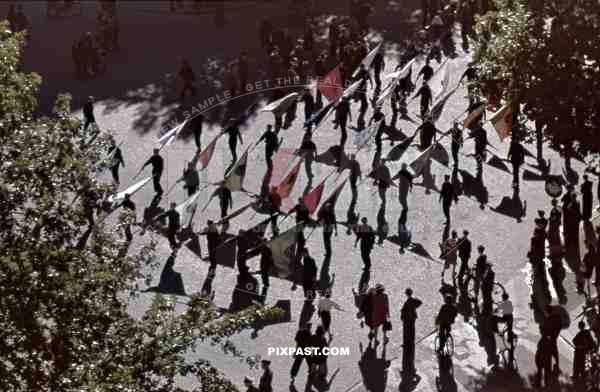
[435,295,458,354]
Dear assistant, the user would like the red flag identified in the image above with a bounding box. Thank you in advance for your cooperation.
[490,103,513,142]
[276,159,302,200]
[318,63,344,103]
[301,179,325,215]
[316,179,347,217]
[463,103,486,130]
[198,135,218,170]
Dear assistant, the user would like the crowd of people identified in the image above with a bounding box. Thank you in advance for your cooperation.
[56,0,600,391]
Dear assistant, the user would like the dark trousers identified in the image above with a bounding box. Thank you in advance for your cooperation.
[167,229,178,249]
[303,280,315,300]
[323,230,333,257]
[512,162,521,186]
[358,94,368,117]
[402,320,416,374]
[84,116,95,131]
[124,224,132,242]
[291,354,310,378]
[261,272,270,288]
[319,310,332,332]
[360,246,372,270]
[228,138,237,162]
[208,250,217,272]
[265,149,274,168]
[194,128,202,149]
[452,144,460,166]
[573,351,586,380]
[442,199,452,221]
[187,184,198,197]
[297,230,306,252]
[153,172,163,194]
[458,256,469,282]
[111,165,120,184]
[420,103,429,118]
[220,203,228,219]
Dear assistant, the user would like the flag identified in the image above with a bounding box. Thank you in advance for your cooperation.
[342,80,362,100]
[317,179,347,217]
[352,42,382,78]
[463,103,486,130]
[429,58,450,100]
[383,58,416,81]
[108,176,152,203]
[243,218,271,252]
[276,159,302,200]
[430,87,457,123]
[261,92,300,116]
[354,119,382,149]
[410,143,436,177]
[301,179,325,215]
[198,134,219,170]
[375,78,399,107]
[268,226,300,278]
[175,191,202,228]
[489,102,513,142]
[318,63,344,103]
[263,148,297,191]
[305,101,335,131]
[157,120,188,149]
[217,203,252,224]
[224,149,248,192]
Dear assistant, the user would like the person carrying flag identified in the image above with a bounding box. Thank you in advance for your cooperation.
[142,148,164,195]
[413,81,432,119]
[334,97,352,166]
[108,138,125,185]
[318,201,338,258]
[257,124,279,168]
[182,161,200,196]
[225,120,243,162]
[355,217,376,271]
[300,132,317,178]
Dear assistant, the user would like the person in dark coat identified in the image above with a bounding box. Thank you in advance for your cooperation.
[347,153,362,198]
[257,124,279,168]
[259,360,273,392]
[572,321,595,381]
[182,161,200,196]
[290,323,312,382]
[300,132,317,178]
[301,88,315,125]
[481,263,495,314]
[198,220,219,273]
[449,122,463,167]
[535,335,553,388]
[121,193,136,242]
[507,141,525,188]
[396,163,414,211]
[258,239,273,290]
[164,202,181,249]
[318,202,338,258]
[108,139,125,185]
[289,197,310,250]
[418,117,436,151]
[83,96,96,132]
[225,121,243,162]
[472,123,487,177]
[581,174,593,221]
[413,81,432,118]
[353,64,372,119]
[417,58,434,82]
[401,288,422,376]
[301,247,317,300]
[355,217,375,270]
[310,325,329,380]
[334,97,352,165]
[143,148,164,195]
[371,48,385,90]
[440,175,458,223]
[457,230,471,283]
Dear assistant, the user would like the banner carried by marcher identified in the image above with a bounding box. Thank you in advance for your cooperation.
[463,103,486,130]
[352,42,382,78]
[409,143,436,177]
[318,64,344,103]
[175,191,202,228]
[108,176,152,203]
[197,133,220,170]
[224,149,248,192]
[268,225,301,278]
[316,179,347,217]
[261,92,300,116]
[354,119,382,149]
[300,179,325,215]
[489,102,513,142]
[157,120,188,149]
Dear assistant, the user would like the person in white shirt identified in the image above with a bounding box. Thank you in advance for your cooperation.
[495,292,514,331]
[318,291,344,342]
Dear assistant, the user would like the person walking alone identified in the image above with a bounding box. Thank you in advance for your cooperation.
[143,148,164,195]
[401,288,422,377]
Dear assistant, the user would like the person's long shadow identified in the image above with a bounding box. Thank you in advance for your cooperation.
[486,154,511,174]
[459,169,488,209]
[529,257,552,325]
[312,367,340,392]
[385,125,410,145]
[315,146,349,168]
[318,255,335,295]
[385,134,414,161]
[376,203,389,245]
[474,310,499,368]
[431,142,450,168]
[228,272,260,312]
[436,354,457,392]
[142,194,164,231]
[144,250,187,296]
[358,341,391,392]
[490,187,526,223]
[298,299,316,328]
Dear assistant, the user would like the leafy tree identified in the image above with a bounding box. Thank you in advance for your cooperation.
[472,0,600,164]
[0,23,281,392]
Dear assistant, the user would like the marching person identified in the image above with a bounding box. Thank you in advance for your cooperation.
[190,114,203,150]
[318,291,344,342]
[83,96,96,132]
[413,81,432,119]
[143,148,164,195]
[258,238,274,292]
[401,288,422,377]
[371,46,385,90]
[396,163,414,211]
[257,124,279,168]
[301,247,318,301]
[164,202,181,249]
[507,140,525,189]
[300,132,317,178]
[457,230,472,283]
[334,96,352,166]
[318,201,338,258]
[218,184,233,219]
[440,174,458,224]
[259,359,273,392]
[107,139,125,185]
[225,120,243,163]
[290,323,313,384]
[182,161,200,196]
[416,58,434,82]
[121,193,136,242]
[361,283,391,344]
[355,217,376,271]
[449,122,463,167]
[346,153,362,198]
[581,174,593,221]
[417,115,436,151]
[198,220,219,273]
[441,230,459,281]
[353,63,373,120]
[289,197,310,250]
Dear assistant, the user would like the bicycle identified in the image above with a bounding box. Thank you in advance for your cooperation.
[434,327,454,357]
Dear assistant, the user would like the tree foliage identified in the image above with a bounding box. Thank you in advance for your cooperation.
[473,0,600,158]
[0,23,281,392]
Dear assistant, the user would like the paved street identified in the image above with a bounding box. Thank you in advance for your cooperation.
[14,1,598,391]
